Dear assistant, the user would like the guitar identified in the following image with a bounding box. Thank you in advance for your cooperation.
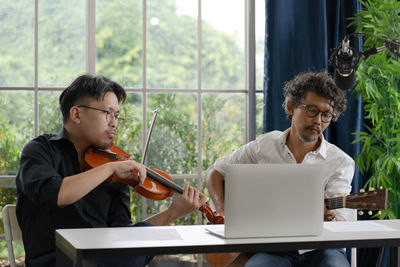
[325,188,388,213]
[205,188,388,267]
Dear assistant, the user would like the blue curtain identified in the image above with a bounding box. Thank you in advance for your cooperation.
[263,0,363,188]
[263,0,389,266]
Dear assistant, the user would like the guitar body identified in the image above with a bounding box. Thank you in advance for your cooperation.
[200,203,237,267]
[205,252,239,267]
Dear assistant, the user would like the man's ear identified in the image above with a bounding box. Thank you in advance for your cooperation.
[287,100,295,116]
[69,106,81,124]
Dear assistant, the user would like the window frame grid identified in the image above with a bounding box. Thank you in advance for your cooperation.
[0,0,257,224]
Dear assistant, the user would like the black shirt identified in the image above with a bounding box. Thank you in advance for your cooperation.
[16,128,133,263]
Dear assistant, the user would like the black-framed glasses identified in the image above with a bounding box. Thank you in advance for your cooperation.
[300,103,336,123]
[78,105,124,122]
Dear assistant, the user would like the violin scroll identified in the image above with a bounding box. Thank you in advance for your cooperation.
[199,202,224,224]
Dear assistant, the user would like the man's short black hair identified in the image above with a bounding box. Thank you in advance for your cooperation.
[59,74,126,122]
[282,71,347,121]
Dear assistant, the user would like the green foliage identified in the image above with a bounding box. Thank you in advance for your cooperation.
[38,0,86,86]
[0,0,248,231]
[0,121,20,175]
[202,22,245,89]
[202,94,245,170]
[349,0,400,219]
[146,93,197,173]
[96,0,245,90]
[0,0,34,86]
[118,93,245,225]
[0,240,24,262]
[256,94,265,136]
[39,92,63,134]
[96,0,143,87]
[0,1,264,262]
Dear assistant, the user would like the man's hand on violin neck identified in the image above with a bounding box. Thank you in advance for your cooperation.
[110,160,146,184]
[170,182,207,217]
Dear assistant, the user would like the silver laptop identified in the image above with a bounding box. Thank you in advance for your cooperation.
[207,164,325,238]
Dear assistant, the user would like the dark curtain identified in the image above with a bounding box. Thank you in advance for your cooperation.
[263,0,362,187]
[263,0,388,266]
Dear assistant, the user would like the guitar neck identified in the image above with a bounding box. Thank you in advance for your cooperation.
[324,189,387,210]
[325,196,346,209]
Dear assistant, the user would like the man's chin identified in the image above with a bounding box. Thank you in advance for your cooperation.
[94,141,112,150]
[299,134,317,143]
[104,141,113,149]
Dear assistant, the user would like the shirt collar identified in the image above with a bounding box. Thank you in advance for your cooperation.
[49,127,70,141]
[314,134,327,159]
[279,128,327,159]
[279,128,291,146]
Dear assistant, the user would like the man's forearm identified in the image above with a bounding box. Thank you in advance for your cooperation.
[58,163,114,206]
[145,208,179,226]
[205,166,225,214]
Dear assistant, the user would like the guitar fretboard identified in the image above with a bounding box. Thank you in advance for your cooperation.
[325,196,345,209]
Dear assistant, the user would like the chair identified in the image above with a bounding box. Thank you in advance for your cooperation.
[2,204,23,267]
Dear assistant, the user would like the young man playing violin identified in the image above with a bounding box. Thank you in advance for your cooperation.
[16,74,207,267]
[206,71,355,267]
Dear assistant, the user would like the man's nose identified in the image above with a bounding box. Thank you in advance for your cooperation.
[312,112,322,124]
[108,115,117,127]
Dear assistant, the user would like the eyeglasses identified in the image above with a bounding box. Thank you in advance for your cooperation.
[300,103,336,123]
[78,105,124,122]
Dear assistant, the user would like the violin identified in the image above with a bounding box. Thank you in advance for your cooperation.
[85,145,238,266]
[84,144,224,224]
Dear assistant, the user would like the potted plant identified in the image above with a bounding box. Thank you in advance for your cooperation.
[351,0,400,219]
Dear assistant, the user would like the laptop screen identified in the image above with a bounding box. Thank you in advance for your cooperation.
[223,164,324,238]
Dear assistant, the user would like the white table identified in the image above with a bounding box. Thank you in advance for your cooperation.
[55,220,400,267]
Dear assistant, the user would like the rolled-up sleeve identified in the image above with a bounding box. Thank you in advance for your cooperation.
[214,140,259,176]
[324,155,356,221]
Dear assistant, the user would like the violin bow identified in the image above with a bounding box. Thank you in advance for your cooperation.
[138,108,223,224]
[141,108,159,165]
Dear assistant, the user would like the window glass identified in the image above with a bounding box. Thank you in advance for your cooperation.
[256,93,264,136]
[39,91,63,135]
[0,2,252,241]
[38,0,85,86]
[0,91,34,175]
[202,93,245,171]
[146,93,197,174]
[201,0,245,89]
[147,0,197,89]
[96,0,143,87]
[113,93,143,161]
[255,0,265,137]
[255,0,266,92]
[0,0,34,86]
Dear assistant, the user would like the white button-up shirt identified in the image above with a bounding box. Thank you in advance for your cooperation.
[214,128,355,221]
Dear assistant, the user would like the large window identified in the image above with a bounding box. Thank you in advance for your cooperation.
[0,0,265,221]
